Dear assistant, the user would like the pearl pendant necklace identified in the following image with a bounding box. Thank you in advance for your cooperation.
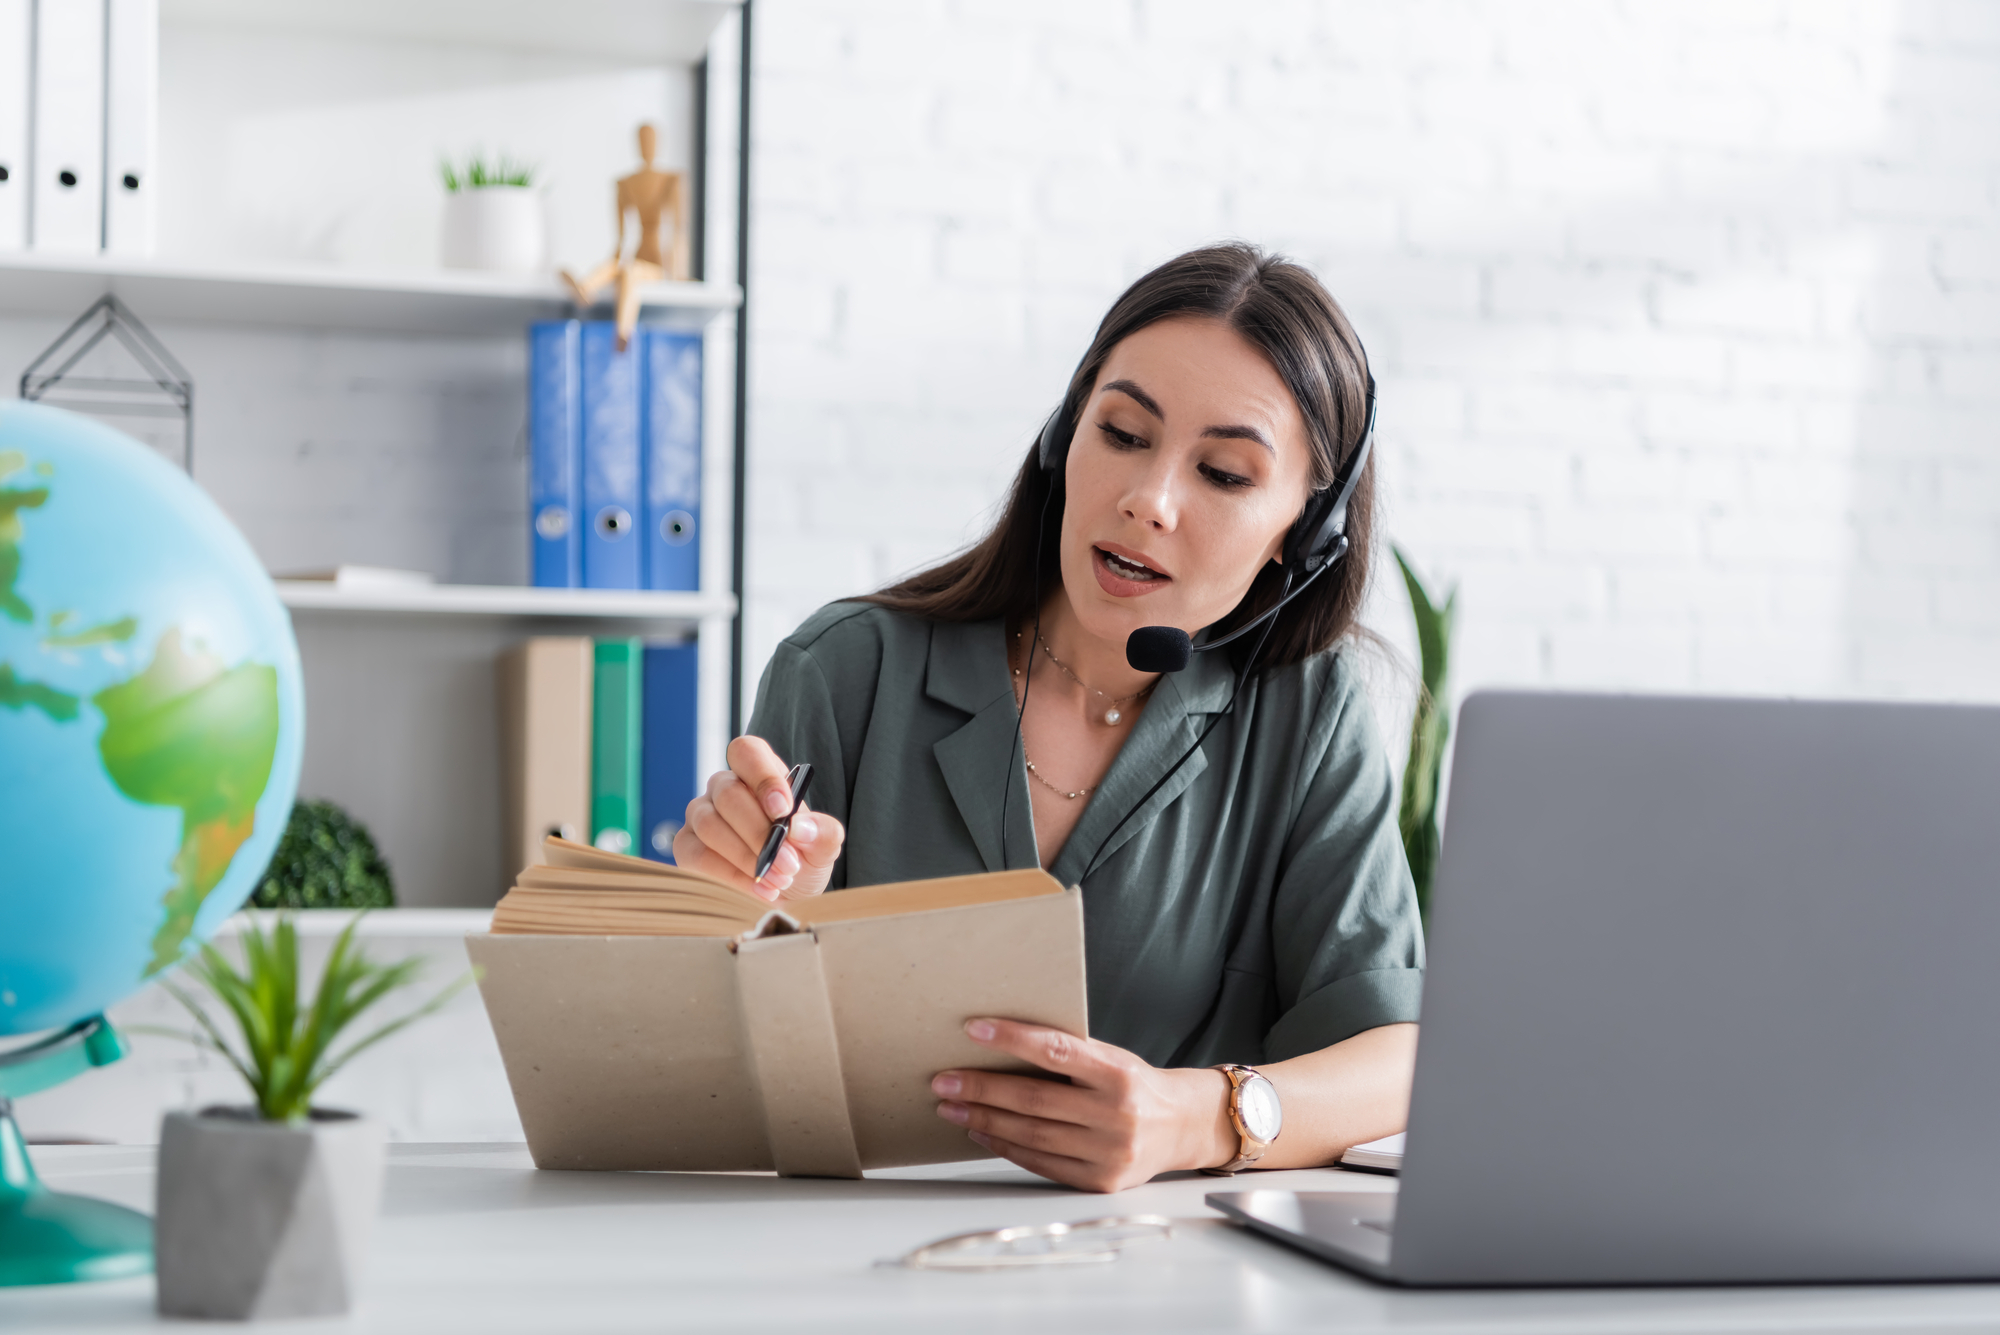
[1022,630,1153,727]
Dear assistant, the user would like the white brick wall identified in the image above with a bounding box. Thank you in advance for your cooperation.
[742,0,2000,743]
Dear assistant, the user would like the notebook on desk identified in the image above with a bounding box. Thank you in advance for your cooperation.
[468,838,1089,1179]
[1338,1133,1403,1175]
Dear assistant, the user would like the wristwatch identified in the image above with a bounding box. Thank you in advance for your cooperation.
[1201,1063,1283,1175]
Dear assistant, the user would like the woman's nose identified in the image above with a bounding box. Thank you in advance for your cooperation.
[1119,458,1181,531]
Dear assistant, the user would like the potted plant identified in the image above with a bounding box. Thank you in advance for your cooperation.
[252,799,396,910]
[150,915,469,1319]
[1393,545,1458,924]
[438,152,544,274]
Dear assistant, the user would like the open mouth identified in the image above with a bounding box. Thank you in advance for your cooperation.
[1096,546,1168,582]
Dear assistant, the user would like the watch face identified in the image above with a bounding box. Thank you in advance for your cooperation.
[1237,1073,1283,1142]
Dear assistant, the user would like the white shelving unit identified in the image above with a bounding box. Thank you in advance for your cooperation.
[0,0,750,908]
[162,0,737,64]
[0,252,741,337]
[221,908,492,939]
[275,581,735,621]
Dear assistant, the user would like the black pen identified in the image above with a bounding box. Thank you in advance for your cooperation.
[753,763,815,883]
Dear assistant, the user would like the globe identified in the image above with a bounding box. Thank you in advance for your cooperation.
[0,402,304,1039]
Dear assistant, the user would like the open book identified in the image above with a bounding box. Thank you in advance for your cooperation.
[471,838,1088,1178]
[491,836,1064,936]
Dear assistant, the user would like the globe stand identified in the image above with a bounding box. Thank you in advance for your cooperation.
[0,1016,154,1286]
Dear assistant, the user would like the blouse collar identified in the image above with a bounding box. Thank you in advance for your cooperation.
[922,617,1240,879]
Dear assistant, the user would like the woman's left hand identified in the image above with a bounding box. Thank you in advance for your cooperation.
[931,1018,1232,1193]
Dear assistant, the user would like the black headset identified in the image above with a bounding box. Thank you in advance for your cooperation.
[1004,337,1378,877]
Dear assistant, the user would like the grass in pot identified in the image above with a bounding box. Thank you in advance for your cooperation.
[438,151,544,274]
[149,915,469,1320]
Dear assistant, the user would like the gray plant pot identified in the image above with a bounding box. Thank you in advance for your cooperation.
[154,1106,386,1320]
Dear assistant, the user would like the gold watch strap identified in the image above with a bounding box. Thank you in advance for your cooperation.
[1200,1063,1272,1177]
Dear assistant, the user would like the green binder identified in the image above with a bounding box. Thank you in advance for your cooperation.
[591,638,644,855]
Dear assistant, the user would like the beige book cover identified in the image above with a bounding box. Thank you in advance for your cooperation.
[468,844,1088,1177]
[495,638,594,877]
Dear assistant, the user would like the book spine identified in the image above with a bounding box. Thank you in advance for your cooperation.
[640,327,702,592]
[498,636,593,876]
[102,0,157,257]
[0,0,28,251]
[640,640,699,862]
[528,320,581,588]
[30,0,106,252]
[590,637,643,855]
[578,321,642,590]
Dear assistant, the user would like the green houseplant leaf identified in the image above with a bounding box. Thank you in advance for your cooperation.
[1393,545,1458,925]
[438,152,537,192]
[154,913,475,1124]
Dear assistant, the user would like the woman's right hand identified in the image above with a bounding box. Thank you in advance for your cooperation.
[672,736,845,903]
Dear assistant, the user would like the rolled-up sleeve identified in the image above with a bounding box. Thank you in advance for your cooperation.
[1263,661,1426,1061]
[748,640,849,826]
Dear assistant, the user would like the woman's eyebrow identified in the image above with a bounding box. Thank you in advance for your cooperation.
[1100,378,1275,455]
[1099,379,1164,419]
[1200,424,1274,455]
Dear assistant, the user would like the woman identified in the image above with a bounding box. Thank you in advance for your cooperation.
[675,243,1424,1192]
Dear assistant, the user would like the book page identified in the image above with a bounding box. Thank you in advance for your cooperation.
[501,839,1069,938]
[791,869,1066,925]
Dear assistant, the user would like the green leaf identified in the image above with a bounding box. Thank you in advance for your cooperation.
[252,800,395,910]
[1391,544,1460,926]
[143,910,475,1122]
[438,151,536,193]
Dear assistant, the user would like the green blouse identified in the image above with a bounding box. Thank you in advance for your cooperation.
[746,602,1425,1068]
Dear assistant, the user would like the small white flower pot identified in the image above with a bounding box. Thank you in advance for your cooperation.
[440,186,546,274]
[154,1106,386,1321]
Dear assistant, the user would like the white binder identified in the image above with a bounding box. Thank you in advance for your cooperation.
[30,0,105,253]
[103,0,156,256]
[0,0,28,251]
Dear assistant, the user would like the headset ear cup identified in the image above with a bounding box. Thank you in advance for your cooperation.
[1285,489,1339,568]
[1037,407,1070,474]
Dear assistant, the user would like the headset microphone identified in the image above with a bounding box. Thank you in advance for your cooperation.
[1124,550,1338,673]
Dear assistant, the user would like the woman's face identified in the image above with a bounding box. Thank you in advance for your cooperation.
[1058,316,1316,651]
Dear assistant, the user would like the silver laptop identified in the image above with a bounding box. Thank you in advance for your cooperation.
[1211,689,2000,1286]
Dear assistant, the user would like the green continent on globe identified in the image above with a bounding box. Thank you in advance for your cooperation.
[0,448,51,624]
[43,612,140,649]
[93,627,282,976]
[0,661,80,720]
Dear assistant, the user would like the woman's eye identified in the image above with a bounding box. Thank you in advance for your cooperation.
[1097,422,1146,449]
[1199,463,1252,489]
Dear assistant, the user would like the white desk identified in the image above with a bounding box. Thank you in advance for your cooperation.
[8,1144,2000,1333]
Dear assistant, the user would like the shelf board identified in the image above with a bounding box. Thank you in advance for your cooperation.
[223,908,494,939]
[275,582,735,622]
[0,252,742,337]
[163,0,740,64]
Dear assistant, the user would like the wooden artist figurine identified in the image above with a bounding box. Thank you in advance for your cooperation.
[561,122,690,350]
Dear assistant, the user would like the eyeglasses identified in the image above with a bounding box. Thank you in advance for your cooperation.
[886,1215,1174,1271]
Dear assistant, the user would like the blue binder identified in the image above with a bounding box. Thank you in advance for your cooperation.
[578,322,643,590]
[527,321,581,587]
[641,641,700,862]
[640,328,703,592]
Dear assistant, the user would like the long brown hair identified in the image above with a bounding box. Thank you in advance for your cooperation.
[859,242,1376,669]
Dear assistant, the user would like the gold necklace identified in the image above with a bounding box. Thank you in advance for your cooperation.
[1011,632,1098,799]
[1025,752,1093,800]
[1030,630,1154,726]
